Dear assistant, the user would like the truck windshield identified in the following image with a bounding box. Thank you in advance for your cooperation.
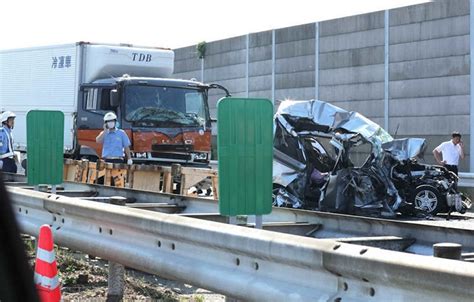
[124,85,207,127]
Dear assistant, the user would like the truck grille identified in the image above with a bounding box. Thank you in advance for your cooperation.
[152,144,193,152]
[150,152,191,161]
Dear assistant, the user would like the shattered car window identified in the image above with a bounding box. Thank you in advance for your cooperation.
[346,141,372,168]
[273,99,471,217]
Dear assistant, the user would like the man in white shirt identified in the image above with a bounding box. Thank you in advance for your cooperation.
[433,131,465,175]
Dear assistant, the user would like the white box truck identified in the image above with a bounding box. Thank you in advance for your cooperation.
[0,42,229,165]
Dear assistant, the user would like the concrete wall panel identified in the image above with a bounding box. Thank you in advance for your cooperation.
[205,36,246,55]
[249,90,272,99]
[173,71,201,82]
[249,75,272,92]
[249,46,272,62]
[319,82,384,102]
[319,46,384,69]
[275,39,315,59]
[390,0,469,26]
[275,23,315,43]
[389,95,469,117]
[319,28,384,53]
[390,55,469,81]
[275,55,315,74]
[204,50,246,69]
[320,11,384,36]
[275,87,316,101]
[249,60,272,77]
[320,64,384,85]
[204,64,246,82]
[250,31,272,47]
[389,75,469,99]
[390,15,469,45]
[390,35,469,63]
[174,45,197,60]
[389,115,469,136]
[276,71,314,90]
[174,58,201,73]
[207,77,246,96]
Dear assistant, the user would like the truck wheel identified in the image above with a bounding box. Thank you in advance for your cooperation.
[412,185,444,214]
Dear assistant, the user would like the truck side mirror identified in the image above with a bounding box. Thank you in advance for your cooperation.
[110,89,119,107]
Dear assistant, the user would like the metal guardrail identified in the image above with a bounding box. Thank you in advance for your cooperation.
[5,173,474,255]
[9,185,474,301]
[459,172,474,188]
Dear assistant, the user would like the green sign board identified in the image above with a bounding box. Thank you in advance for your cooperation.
[27,110,64,185]
[217,98,273,216]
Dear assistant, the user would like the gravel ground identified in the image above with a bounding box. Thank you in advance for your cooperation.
[24,236,225,301]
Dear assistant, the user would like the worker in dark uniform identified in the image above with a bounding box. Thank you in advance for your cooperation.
[0,111,18,173]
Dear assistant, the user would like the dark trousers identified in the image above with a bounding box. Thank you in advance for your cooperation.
[1,158,17,173]
[104,158,124,164]
[445,164,458,176]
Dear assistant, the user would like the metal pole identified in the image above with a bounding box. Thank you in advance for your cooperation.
[314,22,319,100]
[470,0,474,172]
[255,215,263,229]
[384,9,390,132]
[271,29,276,104]
[107,196,127,302]
[246,33,250,98]
[201,58,204,82]
[228,216,237,225]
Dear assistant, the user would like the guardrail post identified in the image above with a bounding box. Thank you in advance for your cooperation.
[433,243,462,260]
[255,215,263,229]
[107,196,127,302]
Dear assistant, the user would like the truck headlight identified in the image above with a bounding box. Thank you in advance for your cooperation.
[194,153,208,160]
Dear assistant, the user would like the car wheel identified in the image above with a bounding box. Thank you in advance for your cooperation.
[413,185,444,214]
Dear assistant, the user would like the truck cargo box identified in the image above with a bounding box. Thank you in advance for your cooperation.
[0,42,174,151]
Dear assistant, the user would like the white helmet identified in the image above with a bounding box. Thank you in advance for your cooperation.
[103,112,117,122]
[1,111,16,123]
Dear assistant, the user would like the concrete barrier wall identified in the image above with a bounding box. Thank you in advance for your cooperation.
[173,0,471,171]
[388,1,470,169]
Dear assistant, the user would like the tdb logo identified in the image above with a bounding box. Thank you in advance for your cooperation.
[132,53,152,62]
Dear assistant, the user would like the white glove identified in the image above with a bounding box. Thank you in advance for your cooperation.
[127,158,133,165]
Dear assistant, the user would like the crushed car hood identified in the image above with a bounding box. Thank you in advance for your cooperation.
[382,138,427,161]
[276,100,393,145]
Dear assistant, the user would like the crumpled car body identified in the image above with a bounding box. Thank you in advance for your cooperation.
[273,100,471,217]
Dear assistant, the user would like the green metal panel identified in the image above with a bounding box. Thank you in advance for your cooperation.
[217,98,273,216]
[27,110,64,185]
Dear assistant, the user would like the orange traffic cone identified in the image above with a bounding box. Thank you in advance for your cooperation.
[34,224,61,302]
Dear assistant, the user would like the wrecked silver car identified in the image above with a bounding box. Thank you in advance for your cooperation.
[273,100,471,217]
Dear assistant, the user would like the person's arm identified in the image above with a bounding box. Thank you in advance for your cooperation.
[121,130,133,164]
[125,146,132,161]
[459,140,465,160]
[96,124,108,143]
[433,145,445,165]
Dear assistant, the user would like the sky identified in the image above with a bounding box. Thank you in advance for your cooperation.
[0,0,429,50]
